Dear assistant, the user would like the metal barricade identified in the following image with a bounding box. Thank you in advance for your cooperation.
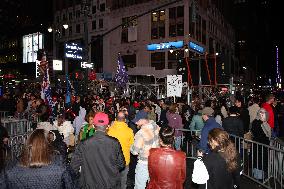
[177,129,284,189]
[230,134,284,189]
[1,119,32,136]
[0,111,9,118]
[176,129,201,159]
[6,133,30,162]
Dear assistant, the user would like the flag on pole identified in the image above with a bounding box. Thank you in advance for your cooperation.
[65,74,71,106]
[41,68,53,108]
[114,56,128,87]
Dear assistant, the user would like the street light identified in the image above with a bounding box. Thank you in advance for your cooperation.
[47,24,69,75]
[48,27,53,33]
[63,24,69,30]
[184,44,189,53]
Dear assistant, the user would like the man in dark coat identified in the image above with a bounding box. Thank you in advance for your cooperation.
[71,112,125,188]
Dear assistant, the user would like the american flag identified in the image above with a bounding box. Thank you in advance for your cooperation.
[114,56,128,87]
[41,68,53,108]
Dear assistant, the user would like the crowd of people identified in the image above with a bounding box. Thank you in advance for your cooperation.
[0,87,284,188]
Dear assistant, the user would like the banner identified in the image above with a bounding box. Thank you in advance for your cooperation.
[167,75,182,97]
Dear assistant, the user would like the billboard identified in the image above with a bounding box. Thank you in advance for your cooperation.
[23,32,44,63]
[65,43,83,60]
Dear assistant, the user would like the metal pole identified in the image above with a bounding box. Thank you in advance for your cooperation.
[214,54,217,85]
[198,58,202,101]
[83,0,90,94]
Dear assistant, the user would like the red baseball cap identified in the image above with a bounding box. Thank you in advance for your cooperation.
[93,112,109,126]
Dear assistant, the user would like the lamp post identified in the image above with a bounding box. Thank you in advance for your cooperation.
[48,23,69,74]
[81,0,91,94]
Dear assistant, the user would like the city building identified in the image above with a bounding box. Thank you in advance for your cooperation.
[53,0,237,85]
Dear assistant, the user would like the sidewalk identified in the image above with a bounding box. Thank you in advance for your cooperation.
[127,158,266,189]
[184,158,266,189]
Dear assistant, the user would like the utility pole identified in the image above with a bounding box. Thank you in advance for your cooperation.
[198,57,202,101]
[82,0,90,94]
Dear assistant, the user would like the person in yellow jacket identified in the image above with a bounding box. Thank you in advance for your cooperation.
[108,111,134,189]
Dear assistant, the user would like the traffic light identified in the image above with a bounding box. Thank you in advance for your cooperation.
[176,58,187,83]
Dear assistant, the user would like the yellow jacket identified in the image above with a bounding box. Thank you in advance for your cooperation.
[108,121,134,166]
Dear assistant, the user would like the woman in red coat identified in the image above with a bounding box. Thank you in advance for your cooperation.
[147,127,186,189]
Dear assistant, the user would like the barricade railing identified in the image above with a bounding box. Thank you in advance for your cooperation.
[176,129,284,189]
[1,119,32,136]
[176,129,201,159]
[5,133,30,162]
[0,111,9,118]
[230,134,284,189]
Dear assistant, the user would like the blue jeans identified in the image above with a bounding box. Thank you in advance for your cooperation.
[134,162,149,189]
[175,136,182,150]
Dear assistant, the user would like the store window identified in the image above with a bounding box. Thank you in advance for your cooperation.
[151,52,165,70]
[151,10,165,39]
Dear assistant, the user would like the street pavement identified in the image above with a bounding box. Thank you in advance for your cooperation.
[127,157,266,189]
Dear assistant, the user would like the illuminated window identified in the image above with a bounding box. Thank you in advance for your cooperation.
[151,10,165,39]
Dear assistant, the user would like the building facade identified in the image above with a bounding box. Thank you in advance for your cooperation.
[53,0,236,85]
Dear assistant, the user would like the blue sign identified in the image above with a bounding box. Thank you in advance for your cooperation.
[65,42,83,60]
[147,41,184,51]
[0,86,3,97]
[189,42,205,54]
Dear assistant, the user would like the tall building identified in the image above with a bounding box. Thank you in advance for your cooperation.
[0,0,53,77]
[52,0,236,85]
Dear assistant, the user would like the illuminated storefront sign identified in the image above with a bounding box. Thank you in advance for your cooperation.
[81,62,94,69]
[65,43,83,60]
[147,41,184,51]
[189,42,204,54]
[23,32,44,63]
[53,60,63,71]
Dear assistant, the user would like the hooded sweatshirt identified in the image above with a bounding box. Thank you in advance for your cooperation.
[73,107,87,136]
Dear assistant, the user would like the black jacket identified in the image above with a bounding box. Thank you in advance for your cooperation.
[71,131,125,189]
[222,116,244,137]
[200,152,241,189]
[239,107,250,133]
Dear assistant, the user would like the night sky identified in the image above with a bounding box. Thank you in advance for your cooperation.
[0,0,282,82]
